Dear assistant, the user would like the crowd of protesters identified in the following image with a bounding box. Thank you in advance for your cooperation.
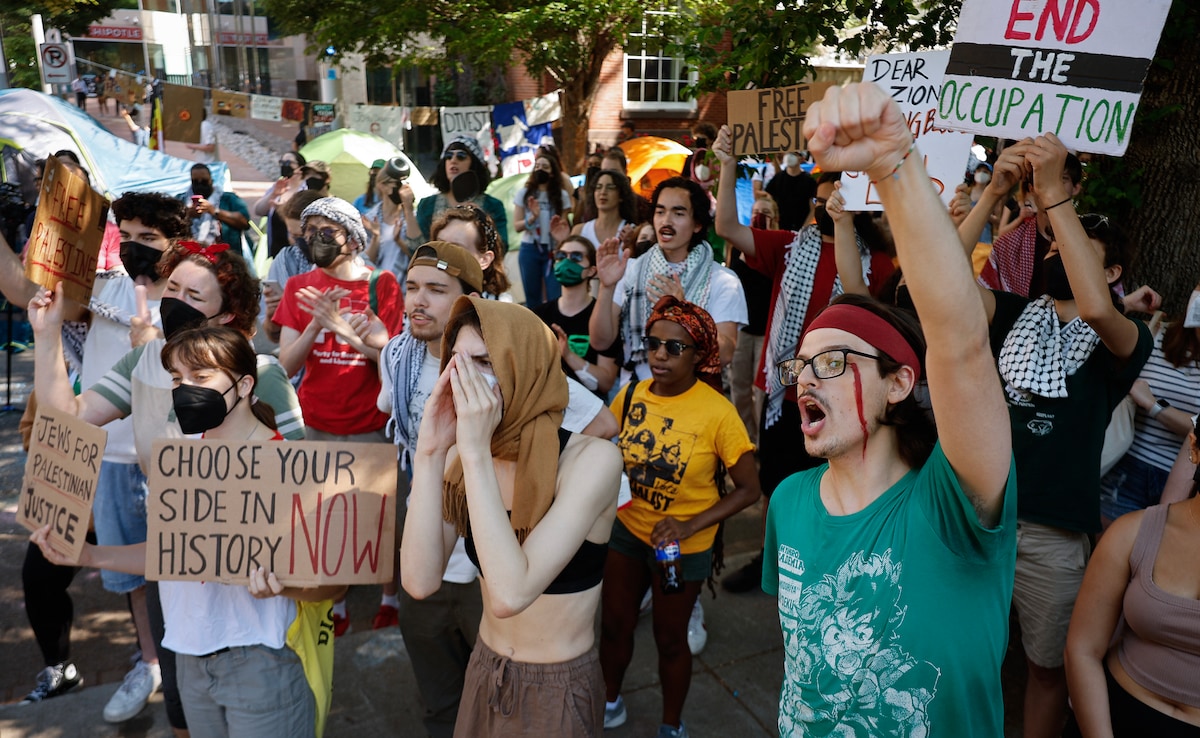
[0,80,1197,738]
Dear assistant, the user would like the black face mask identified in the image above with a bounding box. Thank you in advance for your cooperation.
[308,232,346,269]
[895,283,916,313]
[173,381,241,435]
[192,180,214,199]
[451,170,480,202]
[119,241,163,282]
[305,177,327,192]
[585,165,601,184]
[387,183,402,205]
[280,163,295,178]
[693,137,708,150]
[294,235,314,263]
[815,206,835,237]
[1041,252,1075,301]
[532,169,550,186]
[160,297,210,339]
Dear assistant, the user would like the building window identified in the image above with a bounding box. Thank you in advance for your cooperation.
[623,8,695,112]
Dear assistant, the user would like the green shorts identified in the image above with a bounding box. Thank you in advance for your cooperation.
[609,518,712,582]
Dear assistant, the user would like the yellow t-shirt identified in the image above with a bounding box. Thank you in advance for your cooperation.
[611,380,754,554]
[286,599,336,737]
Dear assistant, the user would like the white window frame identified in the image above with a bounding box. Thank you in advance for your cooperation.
[622,7,696,112]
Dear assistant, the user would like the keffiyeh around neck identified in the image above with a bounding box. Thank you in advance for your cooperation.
[623,243,714,368]
[441,296,567,543]
[998,295,1101,402]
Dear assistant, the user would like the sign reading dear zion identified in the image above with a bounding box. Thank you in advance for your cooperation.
[940,0,1170,155]
[148,440,397,586]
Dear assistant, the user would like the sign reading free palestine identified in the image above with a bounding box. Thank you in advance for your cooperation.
[939,0,1170,156]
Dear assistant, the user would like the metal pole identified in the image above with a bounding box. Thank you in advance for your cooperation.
[31,14,51,94]
[248,0,259,93]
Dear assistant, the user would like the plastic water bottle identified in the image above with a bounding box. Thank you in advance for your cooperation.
[656,540,683,594]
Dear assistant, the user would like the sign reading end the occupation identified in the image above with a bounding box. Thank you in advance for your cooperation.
[18,407,107,561]
[147,440,398,587]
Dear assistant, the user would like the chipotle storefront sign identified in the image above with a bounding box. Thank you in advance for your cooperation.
[87,26,143,41]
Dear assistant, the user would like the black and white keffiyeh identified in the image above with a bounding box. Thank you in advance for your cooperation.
[621,243,714,368]
[762,225,871,428]
[998,295,1101,402]
[381,330,427,469]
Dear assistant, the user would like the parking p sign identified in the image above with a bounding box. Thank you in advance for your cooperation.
[39,43,72,86]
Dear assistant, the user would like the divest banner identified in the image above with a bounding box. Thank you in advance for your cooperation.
[939,0,1171,155]
[147,440,398,586]
[18,407,107,561]
[841,51,974,210]
[24,156,109,305]
[440,106,497,171]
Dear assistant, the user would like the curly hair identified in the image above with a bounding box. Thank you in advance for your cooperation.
[431,205,511,297]
[825,293,935,469]
[651,177,712,249]
[111,192,190,240]
[156,244,261,336]
[593,170,639,225]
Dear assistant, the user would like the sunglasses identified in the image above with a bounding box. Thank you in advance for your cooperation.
[443,150,472,162]
[302,226,345,242]
[1045,212,1109,243]
[776,349,880,385]
[554,251,585,263]
[643,336,695,356]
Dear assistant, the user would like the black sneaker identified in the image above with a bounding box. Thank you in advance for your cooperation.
[19,662,82,704]
[721,554,764,593]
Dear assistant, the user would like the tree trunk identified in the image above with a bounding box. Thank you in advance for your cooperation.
[1097,3,1200,313]
[559,81,595,174]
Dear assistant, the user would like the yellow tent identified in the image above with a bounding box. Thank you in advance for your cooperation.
[619,136,691,197]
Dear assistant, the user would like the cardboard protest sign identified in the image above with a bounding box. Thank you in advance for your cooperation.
[727,82,832,157]
[440,106,496,169]
[24,157,109,305]
[18,406,107,561]
[162,83,205,143]
[147,440,397,586]
[939,0,1171,155]
[213,89,250,118]
[841,51,974,210]
[251,94,283,122]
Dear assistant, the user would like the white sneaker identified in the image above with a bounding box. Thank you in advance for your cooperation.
[603,695,627,729]
[103,660,161,723]
[687,599,707,655]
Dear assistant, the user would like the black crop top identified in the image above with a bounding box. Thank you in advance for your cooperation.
[463,428,608,595]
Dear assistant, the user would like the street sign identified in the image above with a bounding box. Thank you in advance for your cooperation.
[39,43,71,85]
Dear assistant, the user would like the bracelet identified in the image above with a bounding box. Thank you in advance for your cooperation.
[1043,196,1073,211]
[887,142,916,179]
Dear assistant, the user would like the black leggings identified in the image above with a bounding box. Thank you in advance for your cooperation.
[22,535,94,667]
[1064,662,1200,737]
[145,581,187,729]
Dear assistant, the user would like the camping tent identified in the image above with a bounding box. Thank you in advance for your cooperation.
[0,88,228,200]
[299,129,433,204]
[619,136,691,197]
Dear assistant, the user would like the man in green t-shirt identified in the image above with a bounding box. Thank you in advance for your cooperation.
[763,83,1017,737]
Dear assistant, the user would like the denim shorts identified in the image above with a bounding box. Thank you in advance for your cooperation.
[93,460,149,593]
[1099,454,1171,522]
[608,518,712,582]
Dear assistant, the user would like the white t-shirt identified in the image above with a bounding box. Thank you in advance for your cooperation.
[195,119,218,164]
[514,186,572,246]
[160,580,295,655]
[613,253,748,380]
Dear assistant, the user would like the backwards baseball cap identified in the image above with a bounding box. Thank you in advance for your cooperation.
[442,134,485,165]
[411,241,484,294]
[370,159,386,170]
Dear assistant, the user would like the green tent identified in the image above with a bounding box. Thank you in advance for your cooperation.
[299,129,433,204]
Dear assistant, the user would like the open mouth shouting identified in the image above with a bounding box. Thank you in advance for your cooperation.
[657,225,677,245]
[798,394,828,436]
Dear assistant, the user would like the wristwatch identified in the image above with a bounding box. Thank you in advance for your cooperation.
[1149,398,1171,418]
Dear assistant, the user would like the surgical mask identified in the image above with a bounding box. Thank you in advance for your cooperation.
[191,180,214,199]
[975,171,991,184]
[119,241,163,282]
[305,176,326,192]
[308,231,346,269]
[1041,252,1074,301]
[160,297,210,339]
[1184,290,1200,328]
[280,163,295,178]
[783,153,800,169]
[751,213,768,230]
[532,169,550,186]
[172,381,241,435]
[553,257,586,287]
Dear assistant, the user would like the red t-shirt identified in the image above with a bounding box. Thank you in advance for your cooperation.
[745,227,895,399]
[274,269,404,435]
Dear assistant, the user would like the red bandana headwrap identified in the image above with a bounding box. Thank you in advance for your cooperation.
[646,295,722,390]
[178,241,230,264]
[802,303,921,380]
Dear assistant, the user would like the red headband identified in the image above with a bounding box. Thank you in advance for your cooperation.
[179,241,230,264]
[803,304,921,381]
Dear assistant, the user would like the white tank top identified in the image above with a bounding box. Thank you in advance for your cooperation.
[580,219,627,248]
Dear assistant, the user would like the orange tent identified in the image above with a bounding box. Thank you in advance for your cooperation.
[619,135,691,197]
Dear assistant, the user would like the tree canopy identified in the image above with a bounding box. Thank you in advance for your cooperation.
[4,0,125,89]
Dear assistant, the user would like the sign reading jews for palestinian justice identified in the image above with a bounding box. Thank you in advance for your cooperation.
[727,83,832,157]
[939,0,1171,156]
[24,156,109,305]
[841,51,975,210]
[147,440,398,586]
[18,407,107,561]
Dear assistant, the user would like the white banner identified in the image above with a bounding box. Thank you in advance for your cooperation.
[347,105,409,149]
[841,51,974,211]
[938,0,1171,156]
[439,106,497,170]
[524,91,561,126]
[250,94,282,122]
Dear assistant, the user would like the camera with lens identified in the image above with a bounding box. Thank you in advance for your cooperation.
[383,157,410,181]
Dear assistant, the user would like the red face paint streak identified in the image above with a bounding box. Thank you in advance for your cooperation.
[850,363,869,458]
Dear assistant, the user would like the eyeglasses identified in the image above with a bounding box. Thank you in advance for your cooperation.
[776,349,879,385]
[443,150,472,162]
[302,226,346,242]
[554,251,585,263]
[643,336,695,356]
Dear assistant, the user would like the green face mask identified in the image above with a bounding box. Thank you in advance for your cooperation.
[567,334,590,358]
[553,257,586,287]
